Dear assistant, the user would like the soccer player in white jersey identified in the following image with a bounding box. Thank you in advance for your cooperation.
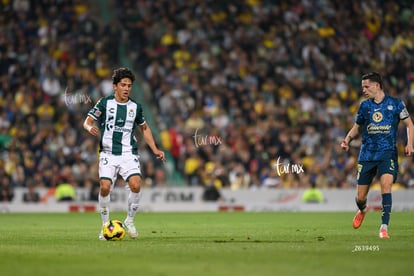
[83,67,166,240]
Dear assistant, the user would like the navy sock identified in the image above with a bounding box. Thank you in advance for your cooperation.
[381,193,392,225]
[355,197,367,212]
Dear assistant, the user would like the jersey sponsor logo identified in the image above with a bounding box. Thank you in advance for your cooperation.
[114,126,132,133]
[109,107,115,113]
[372,111,383,122]
[366,123,391,134]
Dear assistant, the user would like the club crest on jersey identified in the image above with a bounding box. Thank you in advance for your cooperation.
[387,105,393,110]
[372,111,383,122]
[93,109,101,117]
[129,109,135,117]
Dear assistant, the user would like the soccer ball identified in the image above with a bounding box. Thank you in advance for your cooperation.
[103,220,126,241]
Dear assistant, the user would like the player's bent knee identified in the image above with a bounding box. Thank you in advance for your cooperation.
[128,176,142,193]
[100,180,112,196]
[129,182,141,193]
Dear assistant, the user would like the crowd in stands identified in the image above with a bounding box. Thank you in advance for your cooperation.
[115,0,414,191]
[1,0,414,201]
[0,0,129,201]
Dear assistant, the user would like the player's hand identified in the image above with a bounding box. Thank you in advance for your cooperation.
[405,144,414,156]
[155,150,166,162]
[88,126,99,136]
[340,140,349,151]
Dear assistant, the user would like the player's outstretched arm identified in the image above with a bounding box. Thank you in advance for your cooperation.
[140,123,166,162]
[341,123,360,152]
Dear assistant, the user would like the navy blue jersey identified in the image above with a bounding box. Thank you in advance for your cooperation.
[355,95,409,161]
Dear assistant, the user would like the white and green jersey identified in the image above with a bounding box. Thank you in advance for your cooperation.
[88,95,145,155]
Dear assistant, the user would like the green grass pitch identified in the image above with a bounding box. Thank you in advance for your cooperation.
[1,211,413,276]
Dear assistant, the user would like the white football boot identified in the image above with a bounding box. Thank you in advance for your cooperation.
[124,220,138,238]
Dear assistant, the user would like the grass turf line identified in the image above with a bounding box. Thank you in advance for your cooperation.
[0,212,413,276]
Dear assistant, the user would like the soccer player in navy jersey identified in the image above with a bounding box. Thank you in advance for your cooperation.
[341,72,414,238]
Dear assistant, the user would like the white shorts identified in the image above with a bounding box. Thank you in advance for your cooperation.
[98,152,142,188]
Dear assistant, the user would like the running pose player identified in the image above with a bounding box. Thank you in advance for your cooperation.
[341,72,414,238]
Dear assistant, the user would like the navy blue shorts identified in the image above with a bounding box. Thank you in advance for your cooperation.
[357,159,398,185]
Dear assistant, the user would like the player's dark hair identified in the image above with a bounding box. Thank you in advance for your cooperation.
[362,72,383,89]
[112,67,135,84]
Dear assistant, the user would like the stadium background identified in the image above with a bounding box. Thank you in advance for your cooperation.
[1,0,414,204]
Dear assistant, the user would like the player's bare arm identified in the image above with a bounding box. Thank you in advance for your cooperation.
[140,123,166,162]
[83,116,99,136]
[341,123,360,151]
[403,117,414,156]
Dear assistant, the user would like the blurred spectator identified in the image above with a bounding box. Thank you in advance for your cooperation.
[55,180,76,202]
[202,182,222,202]
[40,68,61,101]
[1,175,14,202]
[23,184,40,203]
[302,182,325,204]
[229,163,250,190]
[261,169,283,189]
[201,164,223,201]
